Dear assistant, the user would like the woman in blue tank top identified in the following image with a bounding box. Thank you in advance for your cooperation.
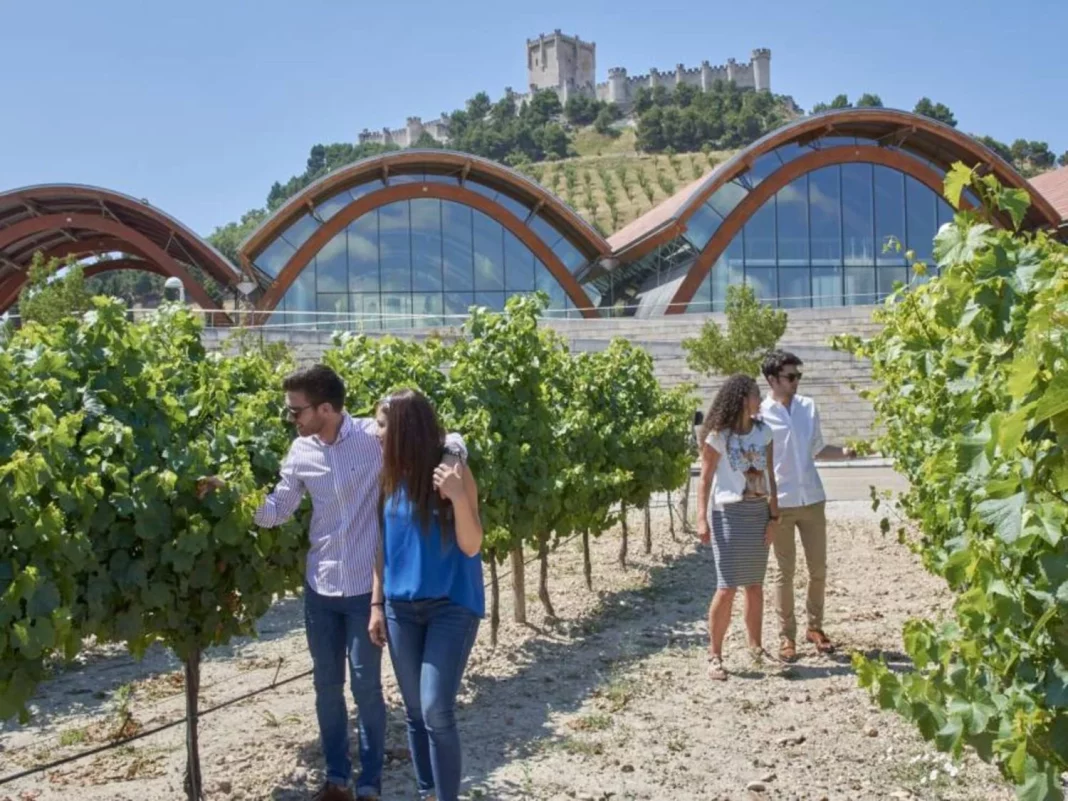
[368,389,483,801]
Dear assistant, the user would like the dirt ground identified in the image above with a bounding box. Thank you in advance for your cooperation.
[0,501,1012,801]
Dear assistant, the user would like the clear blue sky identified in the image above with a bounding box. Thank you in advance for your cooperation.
[4,0,1066,237]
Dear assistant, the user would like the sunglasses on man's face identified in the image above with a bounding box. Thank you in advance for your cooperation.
[284,404,312,420]
[779,371,802,383]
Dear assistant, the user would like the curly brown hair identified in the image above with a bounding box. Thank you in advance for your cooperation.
[700,374,761,443]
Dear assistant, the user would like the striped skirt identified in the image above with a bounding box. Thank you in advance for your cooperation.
[710,498,771,589]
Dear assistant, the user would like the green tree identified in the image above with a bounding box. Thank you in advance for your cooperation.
[839,165,1068,800]
[681,283,788,376]
[975,134,1014,164]
[594,106,618,136]
[855,93,884,108]
[914,97,957,127]
[1058,151,1068,168]
[16,254,93,326]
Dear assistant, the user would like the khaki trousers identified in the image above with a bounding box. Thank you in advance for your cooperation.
[771,501,827,641]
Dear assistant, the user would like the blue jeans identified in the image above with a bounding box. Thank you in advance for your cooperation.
[304,586,386,795]
[385,598,479,801]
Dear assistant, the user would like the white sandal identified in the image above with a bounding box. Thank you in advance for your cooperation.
[707,654,728,681]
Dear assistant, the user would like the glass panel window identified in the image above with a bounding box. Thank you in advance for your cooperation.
[473,210,504,291]
[442,201,474,292]
[529,214,564,248]
[412,292,444,328]
[444,292,475,320]
[423,173,460,186]
[474,291,506,312]
[745,267,777,304]
[410,198,443,292]
[535,260,567,313]
[773,142,806,164]
[874,166,906,265]
[706,181,748,219]
[289,264,316,328]
[711,234,744,312]
[348,212,379,292]
[552,237,587,274]
[746,151,783,186]
[845,266,876,305]
[685,270,713,314]
[937,198,955,228]
[877,267,907,299]
[381,292,413,329]
[776,176,808,266]
[905,176,936,266]
[842,164,875,267]
[350,179,385,200]
[809,166,842,266]
[389,173,424,186]
[778,267,811,308]
[743,199,776,269]
[504,230,536,291]
[494,192,530,223]
[315,230,348,293]
[316,293,348,331]
[316,192,352,222]
[379,201,411,292]
[349,292,381,329]
[685,202,723,251]
[253,237,296,278]
[812,266,843,307]
[282,213,320,251]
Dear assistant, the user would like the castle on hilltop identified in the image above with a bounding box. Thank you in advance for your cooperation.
[358,31,771,149]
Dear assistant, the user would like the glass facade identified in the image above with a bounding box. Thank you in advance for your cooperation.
[682,165,953,311]
[268,198,577,329]
[252,174,590,286]
[594,157,955,316]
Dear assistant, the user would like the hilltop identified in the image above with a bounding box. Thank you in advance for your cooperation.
[516,127,734,235]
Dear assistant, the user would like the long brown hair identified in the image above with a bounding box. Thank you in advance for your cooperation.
[699,374,761,444]
[379,389,446,535]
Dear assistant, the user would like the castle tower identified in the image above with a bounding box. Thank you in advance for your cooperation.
[726,58,737,84]
[675,63,685,86]
[607,67,628,104]
[406,117,425,147]
[752,48,771,91]
[526,29,596,97]
[700,60,712,91]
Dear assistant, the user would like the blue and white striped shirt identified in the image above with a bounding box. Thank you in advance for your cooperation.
[254,413,465,597]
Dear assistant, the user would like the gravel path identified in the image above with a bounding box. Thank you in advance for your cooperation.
[0,502,1011,800]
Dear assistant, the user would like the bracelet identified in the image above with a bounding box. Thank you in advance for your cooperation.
[371,601,384,607]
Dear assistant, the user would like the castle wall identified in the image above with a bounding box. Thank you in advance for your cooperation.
[364,35,770,146]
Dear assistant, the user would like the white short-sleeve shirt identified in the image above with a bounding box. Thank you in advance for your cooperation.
[759,394,826,509]
[705,423,771,511]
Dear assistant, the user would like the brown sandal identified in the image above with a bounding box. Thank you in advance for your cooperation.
[806,629,836,654]
[779,638,797,663]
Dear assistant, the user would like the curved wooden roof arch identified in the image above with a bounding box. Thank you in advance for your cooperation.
[610,107,1062,262]
[0,184,240,316]
[243,150,611,318]
[241,149,611,269]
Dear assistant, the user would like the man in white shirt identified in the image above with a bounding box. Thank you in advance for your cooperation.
[760,350,854,663]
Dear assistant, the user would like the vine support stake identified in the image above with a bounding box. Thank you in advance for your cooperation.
[510,546,527,625]
[183,649,203,801]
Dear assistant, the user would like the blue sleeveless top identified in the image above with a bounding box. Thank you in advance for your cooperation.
[382,487,485,618]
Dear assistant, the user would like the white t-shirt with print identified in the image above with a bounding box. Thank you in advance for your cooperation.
[705,423,771,511]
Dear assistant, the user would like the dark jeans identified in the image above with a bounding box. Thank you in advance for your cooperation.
[385,598,479,801]
[304,586,386,794]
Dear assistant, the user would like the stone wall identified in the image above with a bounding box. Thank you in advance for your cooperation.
[202,306,880,444]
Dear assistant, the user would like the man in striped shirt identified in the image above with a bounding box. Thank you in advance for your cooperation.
[204,365,464,801]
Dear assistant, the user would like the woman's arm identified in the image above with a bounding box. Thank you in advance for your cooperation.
[435,462,483,557]
[696,440,720,543]
[368,530,387,647]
